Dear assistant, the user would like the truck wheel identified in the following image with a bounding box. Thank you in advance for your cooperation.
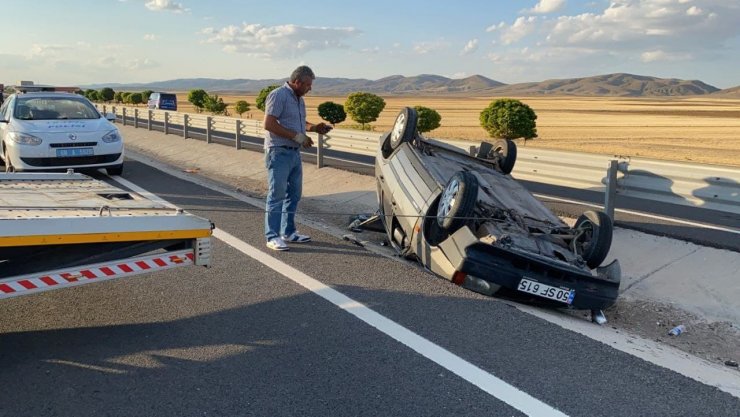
[574,210,613,269]
[437,171,478,233]
[492,139,517,174]
[389,107,418,150]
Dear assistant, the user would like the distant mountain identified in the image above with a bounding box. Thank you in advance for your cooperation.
[485,73,720,97]
[83,73,720,97]
[712,85,740,97]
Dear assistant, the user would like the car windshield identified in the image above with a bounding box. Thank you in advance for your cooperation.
[14,97,101,120]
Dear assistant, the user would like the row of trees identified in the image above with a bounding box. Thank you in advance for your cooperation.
[87,84,537,141]
[253,85,537,140]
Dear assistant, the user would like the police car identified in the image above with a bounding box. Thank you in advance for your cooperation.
[0,86,124,175]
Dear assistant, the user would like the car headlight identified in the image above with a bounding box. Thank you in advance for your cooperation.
[8,132,42,145]
[102,130,121,143]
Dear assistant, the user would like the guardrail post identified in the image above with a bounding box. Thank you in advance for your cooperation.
[122,108,127,126]
[164,112,169,135]
[604,160,618,220]
[317,134,325,168]
[206,116,213,144]
[183,114,189,139]
[111,106,117,123]
[147,110,153,131]
[134,109,139,128]
[469,146,477,157]
[235,120,242,149]
[102,105,107,114]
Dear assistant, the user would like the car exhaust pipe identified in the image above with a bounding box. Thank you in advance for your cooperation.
[393,227,406,247]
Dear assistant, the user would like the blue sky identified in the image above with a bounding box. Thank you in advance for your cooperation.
[2,0,739,88]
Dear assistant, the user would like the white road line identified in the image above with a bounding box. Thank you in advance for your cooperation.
[533,193,739,235]
[113,157,740,399]
[112,175,568,417]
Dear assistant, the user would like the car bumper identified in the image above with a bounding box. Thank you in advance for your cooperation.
[458,242,620,310]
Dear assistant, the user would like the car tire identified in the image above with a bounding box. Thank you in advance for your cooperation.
[389,107,418,151]
[106,164,124,176]
[437,171,479,233]
[3,146,14,173]
[574,210,613,269]
[492,139,517,174]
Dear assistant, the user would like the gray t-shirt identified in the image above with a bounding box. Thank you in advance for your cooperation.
[264,82,306,149]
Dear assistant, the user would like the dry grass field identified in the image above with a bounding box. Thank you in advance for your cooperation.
[175,95,740,167]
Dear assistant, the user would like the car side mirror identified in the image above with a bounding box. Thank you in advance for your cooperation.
[104,112,116,121]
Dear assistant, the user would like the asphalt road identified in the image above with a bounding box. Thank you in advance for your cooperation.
[1,159,737,417]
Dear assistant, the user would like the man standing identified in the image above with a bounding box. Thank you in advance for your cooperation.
[263,66,332,251]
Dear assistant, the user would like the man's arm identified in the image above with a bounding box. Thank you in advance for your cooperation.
[306,121,333,135]
[264,114,314,148]
[264,115,298,139]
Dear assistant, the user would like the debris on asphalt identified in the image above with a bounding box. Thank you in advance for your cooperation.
[668,325,686,336]
[342,234,364,247]
[724,360,739,368]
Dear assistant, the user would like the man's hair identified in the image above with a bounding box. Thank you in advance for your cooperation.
[290,66,315,83]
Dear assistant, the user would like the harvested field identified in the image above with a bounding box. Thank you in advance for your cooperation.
[174,95,740,167]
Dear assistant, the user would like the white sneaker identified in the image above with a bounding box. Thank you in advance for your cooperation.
[283,232,311,243]
[266,237,289,251]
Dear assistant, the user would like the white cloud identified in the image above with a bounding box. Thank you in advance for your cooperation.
[640,50,692,62]
[544,1,739,50]
[413,40,451,55]
[26,44,72,59]
[126,58,158,70]
[200,23,360,59]
[460,39,478,55]
[145,0,188,13]
[143,34,157,41]
[528,0,566,14]
[499,16,538,45]
[686,6,703,16]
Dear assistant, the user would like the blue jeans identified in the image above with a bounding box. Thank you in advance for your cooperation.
[264,147,303,240]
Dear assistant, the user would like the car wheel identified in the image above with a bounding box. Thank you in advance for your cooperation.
[492,139,517,174]
[389,107,418,150]
[3,146,14,173]
[437,171,479,233]
[574,210,613,269]
[106,164,124,176]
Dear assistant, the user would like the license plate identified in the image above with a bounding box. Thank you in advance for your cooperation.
[517,278,575,304]
[56,148,93,157]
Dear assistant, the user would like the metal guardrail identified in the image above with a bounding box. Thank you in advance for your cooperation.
[98,104,740,216]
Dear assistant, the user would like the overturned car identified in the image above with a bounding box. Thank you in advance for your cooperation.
[375,107,620,314]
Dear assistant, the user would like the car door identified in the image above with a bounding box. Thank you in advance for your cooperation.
[0,97,12,160]
[382,144,439,244]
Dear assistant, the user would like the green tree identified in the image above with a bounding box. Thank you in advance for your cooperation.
[344,92,386,129]
[129,92,144,106]
[188,89,208,113]
[141,90,154,102]
[203,93,228,115]
[98,87,115,103]
[479,98,538,143]
[234,100,250,118]
[414,106,441,134]
[84,89,98,102]
[114,91,123,103]
[256,84,279,112]
[121,92,132,104]
[317,101,346,126]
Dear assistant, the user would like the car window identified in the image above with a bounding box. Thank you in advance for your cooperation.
[15,97,101,120]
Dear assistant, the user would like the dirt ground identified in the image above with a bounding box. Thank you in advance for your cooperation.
[174,95,740,167]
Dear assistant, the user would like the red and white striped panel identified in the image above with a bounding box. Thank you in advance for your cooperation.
[0,250,195,300]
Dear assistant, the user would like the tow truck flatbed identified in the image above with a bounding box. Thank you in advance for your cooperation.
[0,172,212,298]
